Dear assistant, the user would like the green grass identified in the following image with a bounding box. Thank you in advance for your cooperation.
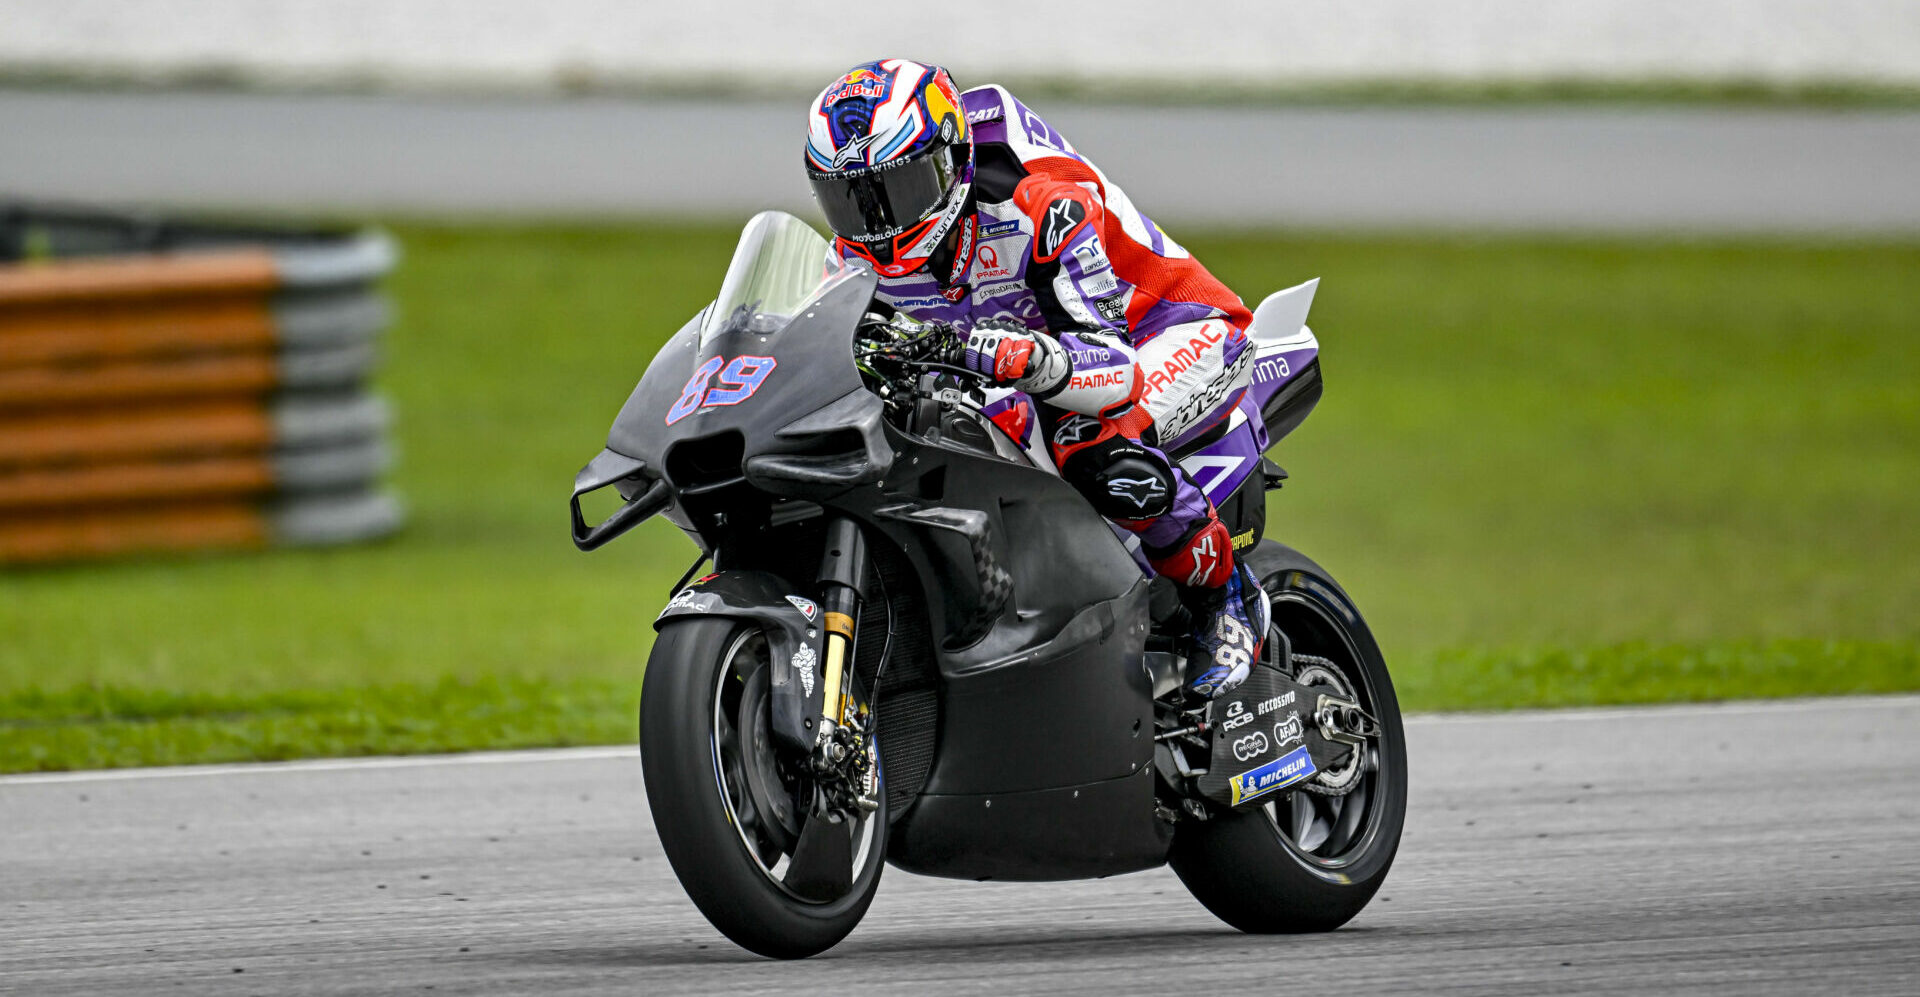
[3,226,1917,771]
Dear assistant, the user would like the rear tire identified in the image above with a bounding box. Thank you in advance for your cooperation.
[1169,540,1408,933]
[640,617,885,958]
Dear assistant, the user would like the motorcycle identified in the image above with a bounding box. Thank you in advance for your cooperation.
[570,211,1406,958]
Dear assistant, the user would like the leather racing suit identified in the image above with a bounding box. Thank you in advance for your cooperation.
[839,85,1256,591]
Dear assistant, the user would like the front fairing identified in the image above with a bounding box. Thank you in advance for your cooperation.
[602,265,885,498]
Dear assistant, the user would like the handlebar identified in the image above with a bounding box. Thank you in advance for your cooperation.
[854,316,984,388]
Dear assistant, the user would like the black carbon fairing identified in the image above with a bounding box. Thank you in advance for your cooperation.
[605,268,883,487]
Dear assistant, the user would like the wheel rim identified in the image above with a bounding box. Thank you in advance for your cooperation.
[1256,588,1391,873]
[708,629,882,903]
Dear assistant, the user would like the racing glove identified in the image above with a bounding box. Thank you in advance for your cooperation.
[959,318,1070,397]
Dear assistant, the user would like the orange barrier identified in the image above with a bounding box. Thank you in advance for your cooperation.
[0,296,273,367]
[0,204,399,564]
[0,250,277,305]
[0,402,271,465]
[0,351,276,409]
[0,455,274,511]
[0,503,266,564]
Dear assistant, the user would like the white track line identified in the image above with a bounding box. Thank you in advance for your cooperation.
[4,695,1914,786]
[0,745,635,786]
[1402,693,1920,726]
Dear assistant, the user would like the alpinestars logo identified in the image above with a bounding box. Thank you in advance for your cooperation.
[831,131,877,169]
[1052,414,1101,447]
[1187,532,1219,586]
[1040,198,1086,258]
[1105,475,1166,511]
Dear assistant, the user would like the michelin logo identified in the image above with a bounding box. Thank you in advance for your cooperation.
[1228,746,1317,805]
[979,219,1023,240]
[792,643,817,697]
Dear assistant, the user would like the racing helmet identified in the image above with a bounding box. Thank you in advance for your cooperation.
[805,59,974,278]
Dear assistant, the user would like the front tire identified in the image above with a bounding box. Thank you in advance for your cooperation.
[640,617,886,958]
[1169,540,1408,933]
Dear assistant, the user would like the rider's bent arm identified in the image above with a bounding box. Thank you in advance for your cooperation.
[1012,176,1144,419]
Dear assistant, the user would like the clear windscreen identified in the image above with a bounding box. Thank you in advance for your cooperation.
[699,211,856,345]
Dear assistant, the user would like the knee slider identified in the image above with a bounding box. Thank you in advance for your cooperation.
[1087,455,1176,520]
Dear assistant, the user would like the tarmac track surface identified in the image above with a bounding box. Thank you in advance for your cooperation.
[3,91,1919,232]
[3,695,1916,995]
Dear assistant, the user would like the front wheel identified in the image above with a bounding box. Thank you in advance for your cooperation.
[640,617,886,958]
[1169,540,1408,932]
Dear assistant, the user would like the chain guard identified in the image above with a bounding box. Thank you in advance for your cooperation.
[1191,662,1366,809]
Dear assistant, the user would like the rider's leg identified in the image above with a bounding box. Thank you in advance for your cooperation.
[1125,317,1270,696]
[1036,393,1268,699]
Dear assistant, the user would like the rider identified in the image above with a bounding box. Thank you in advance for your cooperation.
[804,59,1269,699]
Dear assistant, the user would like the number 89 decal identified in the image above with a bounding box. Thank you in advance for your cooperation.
[665,355,778,425]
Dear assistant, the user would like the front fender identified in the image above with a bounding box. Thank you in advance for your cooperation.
[655,570,825,754]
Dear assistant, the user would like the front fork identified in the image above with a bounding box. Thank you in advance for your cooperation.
[811,517,875,808]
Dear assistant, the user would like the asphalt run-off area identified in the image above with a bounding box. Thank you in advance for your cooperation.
[4,696,1916,995]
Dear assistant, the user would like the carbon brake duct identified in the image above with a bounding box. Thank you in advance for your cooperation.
[875,504,1012,648]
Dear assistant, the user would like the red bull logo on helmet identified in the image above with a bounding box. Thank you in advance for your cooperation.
[824,68,888,105]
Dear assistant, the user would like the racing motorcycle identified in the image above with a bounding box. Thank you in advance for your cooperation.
[570,211,1406,958]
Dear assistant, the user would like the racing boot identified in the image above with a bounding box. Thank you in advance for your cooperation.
[1185,561,1271,699]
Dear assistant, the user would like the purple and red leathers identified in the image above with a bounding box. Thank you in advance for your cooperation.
[842,83,1267,696]
[957,318,1268,697]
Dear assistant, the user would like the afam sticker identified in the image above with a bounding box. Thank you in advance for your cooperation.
[1272,711,1304,748]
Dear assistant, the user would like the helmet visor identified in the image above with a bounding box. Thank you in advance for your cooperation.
[808,145,956,242]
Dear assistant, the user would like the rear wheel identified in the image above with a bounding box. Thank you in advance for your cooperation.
[1169,540,1408,932]
[640,618,885,958]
